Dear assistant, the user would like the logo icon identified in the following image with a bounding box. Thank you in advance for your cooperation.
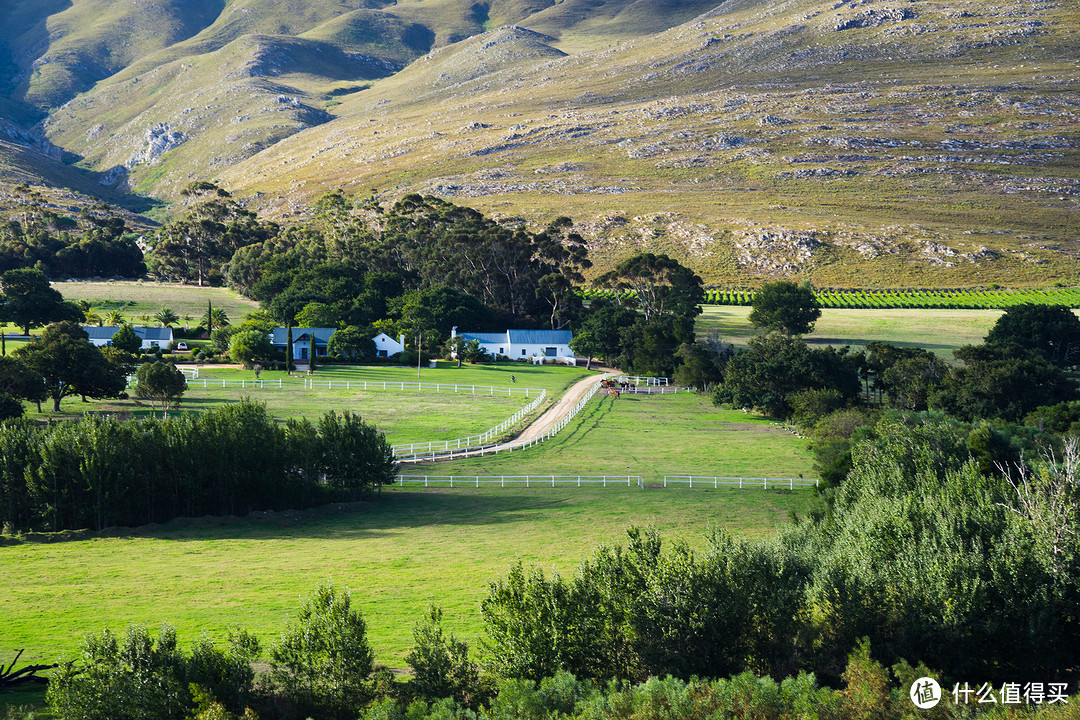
[910,677,942,709]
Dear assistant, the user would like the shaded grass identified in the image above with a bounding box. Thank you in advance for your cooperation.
[0,485,816,669]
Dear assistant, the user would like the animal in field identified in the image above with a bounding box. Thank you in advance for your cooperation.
[608,388,620,399]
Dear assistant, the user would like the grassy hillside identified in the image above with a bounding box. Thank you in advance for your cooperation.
[0,0,1076,285]
[210,0,1079,285]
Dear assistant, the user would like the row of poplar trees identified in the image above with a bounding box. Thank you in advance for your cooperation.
[0,400,397,533]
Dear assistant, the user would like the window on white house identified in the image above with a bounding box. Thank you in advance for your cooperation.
[499,347,504,354]
[521,348,526,355]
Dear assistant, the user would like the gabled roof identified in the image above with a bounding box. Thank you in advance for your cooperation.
[270,327,336,346]
[457,329,573,345]
[82,326,174,341]
[458,331,509,344]
[508,329,573,345]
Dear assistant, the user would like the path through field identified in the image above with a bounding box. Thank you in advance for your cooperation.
[405,370,614,461]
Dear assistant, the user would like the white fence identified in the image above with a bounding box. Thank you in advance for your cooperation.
[391,474,818,490]
[392,391,547,458]
[663,475,819,489]
[303,379,542,396]
[188,378,283,389]
[397,378,604,463]
[396,475,643,487]
[612,386,693,394]
[614,375,669,386]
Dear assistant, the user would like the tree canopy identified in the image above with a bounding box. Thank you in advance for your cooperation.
[134,361,187,418]
[985,303,1080,366]
[14,321,126,411]
[748,280,822,336]
[1,267,82,335]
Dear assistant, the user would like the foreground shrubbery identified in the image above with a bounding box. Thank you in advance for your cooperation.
[479,423,1080,686]
[13,422,1077,720]
[0,400,396,533]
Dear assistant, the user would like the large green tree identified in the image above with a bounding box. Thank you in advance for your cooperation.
[595,252,704,326]
[1,267,82,335]
[228,329,274,368]
[985,304,1080,367]
[147,182,275,286]
[748,280,822,336]
[15,321,126,411]
[715,333,860,418]
[134,361,187,418]
[931,343,1078,422]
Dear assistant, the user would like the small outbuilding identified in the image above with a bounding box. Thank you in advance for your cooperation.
[372,332,406,358]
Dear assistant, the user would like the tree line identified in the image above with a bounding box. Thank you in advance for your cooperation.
[0,186,145,278]
[0,400,396,533]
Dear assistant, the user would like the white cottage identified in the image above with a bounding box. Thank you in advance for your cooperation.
[83,326,174,350]
[372,332,406,358]
[451,327,575,363]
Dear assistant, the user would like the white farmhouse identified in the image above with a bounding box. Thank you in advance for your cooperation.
[83,326,174,350]
[372,332,406,358]
[451,327,575,363]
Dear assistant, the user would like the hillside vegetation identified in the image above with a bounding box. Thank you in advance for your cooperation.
[0,0,1076,284]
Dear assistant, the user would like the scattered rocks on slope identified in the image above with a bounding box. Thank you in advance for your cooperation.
[128,123,189,166]
[734,229,822,274]
[835,7,915,31]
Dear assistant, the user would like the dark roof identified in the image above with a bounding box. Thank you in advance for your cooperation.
[458,330,572,345]
[270,327,336,346]
[83,326,174,341]
[508,329,573,345]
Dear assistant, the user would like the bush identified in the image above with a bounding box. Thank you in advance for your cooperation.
[270,581,375,719]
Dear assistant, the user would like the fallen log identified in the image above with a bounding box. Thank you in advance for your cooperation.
[0,650,58,689]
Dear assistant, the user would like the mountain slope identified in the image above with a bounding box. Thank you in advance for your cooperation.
[213,0,1080,286]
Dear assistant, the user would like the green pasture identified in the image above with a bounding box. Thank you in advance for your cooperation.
[54,280,259,325]
[21,363,593,445]
[0,485,816,670]
[428,392,814,483]
[697,305,1003,359]
[0,368,818,671]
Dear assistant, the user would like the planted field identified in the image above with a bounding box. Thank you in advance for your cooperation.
[697,305,1002,359]
[698,286,1080,309]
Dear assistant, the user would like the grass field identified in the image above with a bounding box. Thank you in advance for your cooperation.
[0,363,818,671]
[19,363,592,446]
[697,305,1002,360]
[0,485,817,670]
[428,392,814,483]
[54,280,260,325]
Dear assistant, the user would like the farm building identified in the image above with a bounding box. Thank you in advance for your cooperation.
[450,327,575,363]
[83,326,174,349]
[270,327,336,360]
[373,332,406,357]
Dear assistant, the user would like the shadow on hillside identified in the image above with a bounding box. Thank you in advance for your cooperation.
[7,490,602,544]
